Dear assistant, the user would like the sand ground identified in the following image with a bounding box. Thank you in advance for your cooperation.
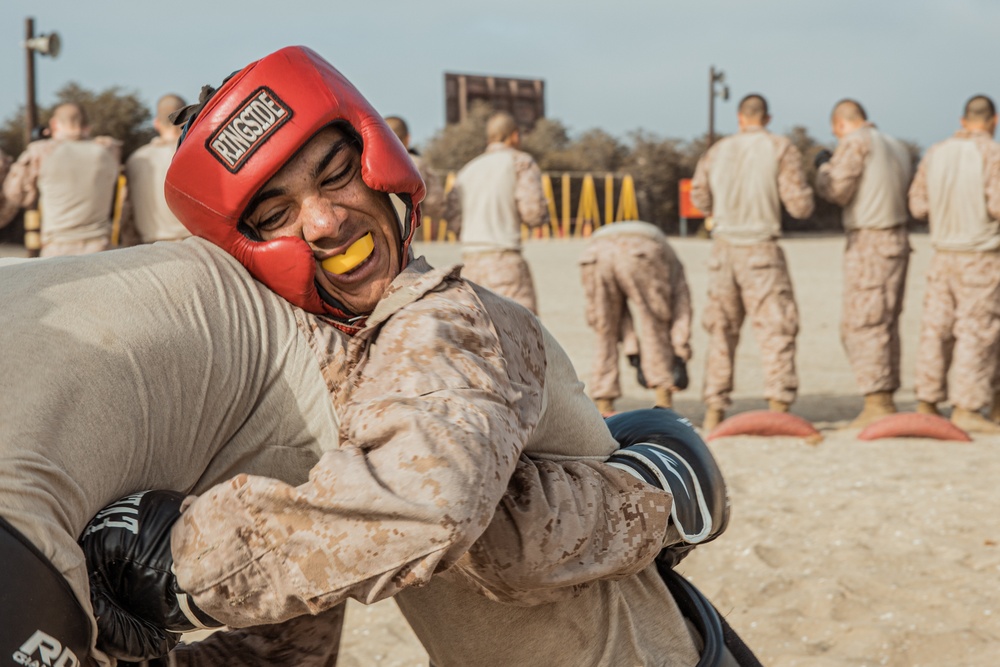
[7,234,997,666]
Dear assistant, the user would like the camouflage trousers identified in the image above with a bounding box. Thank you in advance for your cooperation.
[702,238,799,408]
[462,249,538,314]
[841,227,910,395]
[915,250,1000,411]
[40,235,111,257]
[581,235,676,400]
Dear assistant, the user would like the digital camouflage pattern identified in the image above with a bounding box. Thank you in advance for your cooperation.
[841,227,910,395]
[172,257,699,666]
[445,142,549,313]
[909,129,1000,233]
[910,128,1000,410]
[690,127,815,239]
[915,250,1000,411]
[581,222,692,400]
[815,125,913,395]
[701,238,799,408]
[461,248,539,313]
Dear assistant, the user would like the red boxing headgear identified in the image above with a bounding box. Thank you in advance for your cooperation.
[165,46,425,323]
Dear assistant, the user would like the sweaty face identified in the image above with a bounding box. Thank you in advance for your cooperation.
[242,126,402,314]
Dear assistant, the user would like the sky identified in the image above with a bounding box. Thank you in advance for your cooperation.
[1,0,997,152]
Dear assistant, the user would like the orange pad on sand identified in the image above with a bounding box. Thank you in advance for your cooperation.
[707,410,822,444]
[857,413,972,442]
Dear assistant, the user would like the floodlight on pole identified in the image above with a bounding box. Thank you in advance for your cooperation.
[23,17,60,258]
[23,18,61,147]
[708,66,729,147]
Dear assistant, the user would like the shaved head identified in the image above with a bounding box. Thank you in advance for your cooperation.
[486,111,519,144]
[49,103,87,140]
[964,95,996,123]
[384,116,410,147]
[52,103,86,128]
[832,99,867,122]
[155,94,186,127]
[737,94,769,121]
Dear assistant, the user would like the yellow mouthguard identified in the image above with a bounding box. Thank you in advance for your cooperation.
[321,233,375,275]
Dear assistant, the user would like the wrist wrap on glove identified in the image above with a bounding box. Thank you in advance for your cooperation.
[80,490,221,661]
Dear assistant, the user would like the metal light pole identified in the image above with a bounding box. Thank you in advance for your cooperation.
[22,17,61,257]
[708,66,729,147]
[24,18,61,145]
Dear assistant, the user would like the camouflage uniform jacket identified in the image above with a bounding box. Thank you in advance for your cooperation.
[691,127,815,241]
[909,129,1000,226]
[172,257,682,630]
[816,124,912,230]
[445,143,550,250]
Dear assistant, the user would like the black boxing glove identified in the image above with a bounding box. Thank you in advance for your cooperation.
[814,148,833,169]
[627,353,648,388]
[80,490,222,660]
[605,409,730,567]
[672,356,689,391]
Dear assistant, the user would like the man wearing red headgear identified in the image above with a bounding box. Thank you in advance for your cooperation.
[83,47,753,666]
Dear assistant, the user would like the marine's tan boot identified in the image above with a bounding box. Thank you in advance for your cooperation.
[848,391,897,429]
[702,407,725,432]
[951,407,1000,434]
[594,398,616,416]
[654,386,673,409]
[990,392,1000,423]
[916,400,940,416]
[768,399,791,413]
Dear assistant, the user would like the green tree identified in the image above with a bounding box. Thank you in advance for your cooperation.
[619,131,688,232]
[784,125,840,232]
[519,118,571,167]
[422,101,493,171]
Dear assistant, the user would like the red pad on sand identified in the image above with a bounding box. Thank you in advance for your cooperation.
[857,413,972,442]
[707,410,822,443]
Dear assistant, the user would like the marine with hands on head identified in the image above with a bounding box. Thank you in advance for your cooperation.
[79,46,752,666]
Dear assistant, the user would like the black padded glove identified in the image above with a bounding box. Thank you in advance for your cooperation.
[627,353,648,388]
[80,490,221,660]
[814,148,833,169]
[605,409,730,567]
[672,356,689,391]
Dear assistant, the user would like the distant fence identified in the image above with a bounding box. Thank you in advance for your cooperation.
[421,171,640,242]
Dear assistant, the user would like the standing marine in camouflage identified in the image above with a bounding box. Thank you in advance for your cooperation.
[446,111,549,314]
[908,95,1000,434]
[580,220,693,415]
[80,47,749,667]
[118,94,192,246]
[0,103,120,256]
[815,99,914,428]
[691,94,815,431]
